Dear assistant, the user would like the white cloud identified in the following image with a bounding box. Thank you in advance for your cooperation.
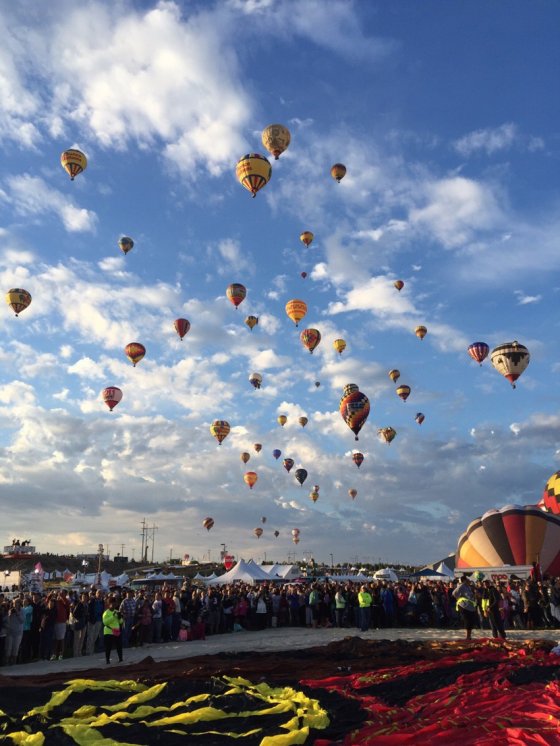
[514,291,541,305]
[453,123,518,156]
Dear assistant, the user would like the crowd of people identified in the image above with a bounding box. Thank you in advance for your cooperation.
[0,574,559,666]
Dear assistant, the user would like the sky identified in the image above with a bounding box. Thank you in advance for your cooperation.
[0,0,559,567]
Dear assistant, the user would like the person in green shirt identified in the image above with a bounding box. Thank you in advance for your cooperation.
[102,597,124,664]
[357,585,372,632]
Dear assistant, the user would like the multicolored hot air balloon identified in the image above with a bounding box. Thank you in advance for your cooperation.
[244,471,258,489]
[210,420,230,445]
[245,315,258,331]
[118,236,134,255]
[415,325,428,340]
[261,124,291,160]
[331,163,346,183]
[253,443,262,453]
[226,283,246,309]
[249,372,262,390]
[295,468,307,486]
[415,412,425,425]
[490,341,530,388]
[300,328,321,354]
[202,517,214,532]
[102,386,122,412]
[541,471,560,514]
[285,299,307,327]
[378,426,397,444]
[352,452,364,468]
[174,318,190,340]
[241,452,250,464]
[6,288,31,316]
[388,369,400,383]
[467,342,490,366]
[310,489,319,503]
[283,458,294,473]
[333,339,346,355]
[348,488,357,500]
[394,280,404,291]
[455,504,560,577]
[396,384,411,402]
[272,449,282,460]
[254,527,264,539]
[61,148,87,180]
[124,343,146,367]
[236,153,272,197]
[339,385,370,441]
[298,416,308,428]
[277,414,287,427]
[300,231,314,247]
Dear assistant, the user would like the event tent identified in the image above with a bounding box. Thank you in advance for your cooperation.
[373,568,399,582]
[206,559,273,585]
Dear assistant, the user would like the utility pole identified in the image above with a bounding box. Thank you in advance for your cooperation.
[140,518,147,563]
[150,524,158,563]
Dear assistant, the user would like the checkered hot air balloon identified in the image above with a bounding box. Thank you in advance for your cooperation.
[490,341,530,388]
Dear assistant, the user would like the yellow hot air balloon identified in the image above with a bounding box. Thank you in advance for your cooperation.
[396,384,411,402]
[61,149,87,180]
[6,288,32,316]
[240,452,251,464]
[277,414,287,427]
[210,420,230,445]
[378,426,397,444]
[298,416,308,428]
[300,231,314,247]
[388,369,400,383]
[333,339,346,355]
[245,315,258,331]
[261,124,291,160]
[244,471,258,489]
[310,490,319,503]
[331,163,346,183]
[236,153,271,197]
[415,325,428,340]
[285,299,307,327]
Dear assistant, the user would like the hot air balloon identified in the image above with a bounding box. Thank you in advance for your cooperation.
[490,341,530,388]
[291,528,300,538]
[249,372,262,390]
[415,325,428,340]
[61,148,87,180]
[348,488,357,500]
[415,412,425,425]
[202,517,214,532]
[301,272,308,279]
[102,386,123,411]
[542,471,560,514]
[174,318,191,340]
[467,342,490,366]
[261,516,267,524]
[298,416,308,428]
[388,369,400,383]
[315,381,321,388]
[253,443,262,453]
[333,339,346,355]
[310,490,319,503]
[6,289,31,316]
[277,414,287,427]
[244,471,258,489]
[396,384,411,402]
[124,343,146,367]
[272,449,282,460]
[394,280,404,291]
[210,420,230,445]
[226,283,246,309]
[339,385,370,441]
[331,163,346,183]
[236,153,272,197]
[285,299,307,327]
[283,458,294,473]
[254,527,263,539]
[455,504,560,577]
[118,236,134,255]
[300,231,314,247]
[241,452,250,464]
[378,426,397,444]
[295,468,308,486]
[313,484,320,492]
[352,452,364,468]
[245,315,258,331]
[261,124,291,160]
[300,328,321,353]
[274,530,280,538]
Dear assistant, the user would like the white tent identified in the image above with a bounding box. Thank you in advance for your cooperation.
[374,567,398,582]
[436,562,454,578]
[193,572,217,581]
[206,559,271,586]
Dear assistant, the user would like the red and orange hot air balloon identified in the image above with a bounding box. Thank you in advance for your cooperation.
[102,387,122,412]
[124,343,146,367]
[300,328,321,354]
[226,283,246,309]
[174,318,191,340]
[244,471,258,489]
[339,384,370,441]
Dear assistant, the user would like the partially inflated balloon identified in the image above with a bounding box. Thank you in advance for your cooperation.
[202,517,214,532]
[119,236,134,255]
[352,452,364,468]
[261,124,291,160]
[236,153,271,197]
[415,412,425,425]
[254,527,263,538]
[331,163,346,183]
[249,372,262,390]
[277,415,287,427]
[61,148,87,180]
[490,341,530,388]
[272,449,282,460]
[378,427,397,444]
[102,386,122,412]
[300,328,321,353]
[396,384,411,402]
[340,386,370,441]
[245,315,258,331]
[226,283,246,309]
[542,471,560,514]
[174,318,191,340]
[468,342,490,366]
[349,488,357,500]
[295,468,307,486]
[6,288,31,316]
[241,452,250,464]
[244,471,258,489]
[283,458,294,473]
[298,416,308,428]
[124,342,146,367]
[333,339,346,355]
[210,420,230,445]
[285,299,307,327]
[394,280,404,291]
[300,231,314,247]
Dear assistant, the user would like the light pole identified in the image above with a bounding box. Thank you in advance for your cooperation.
[330,553,334,569]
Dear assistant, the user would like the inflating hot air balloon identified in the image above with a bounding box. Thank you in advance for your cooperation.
[241,452,250,464]
[331,163,346,183]
[118,236,134,255]
[348,488,357,500]
[236,153,272,197]
[277,414,287,427]
[396,384,411,402]
[210,420,230,445]
[253,443,262,453]
[61,148,87,180]
[283,458,294,473]
[285,299,307,327]
[467,342,490,366]
[298,416,308,428]
[542,471,560,514]
[300,328,321,354]
[261,124,291,160]
[226,283,246,309]
[415,412,425,425]
[295,468,308,486]
[415,325,428,340]
[455,504,560,577]
[352,452,364,468]
[272,449,282,460]
[378,426,397,444]
[254,527,264,539]
[244,471,258,489]
[249,372,262,390]
[333,339,346,355]
[245,315,258,331]
[388,369,400,383]
[301,272,308,279]
[490,341,530,389]
[174,318,191,340]
[102,386,122,412]
[6,288,31,316]
[202,517,214,532]
[274,530,280,538]
[124,343,146,367]
[300,231,314,247]
[310,490,319,503]
[339,385,370,441]
[394,280,404,291]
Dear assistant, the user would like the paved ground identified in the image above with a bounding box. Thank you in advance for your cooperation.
[3,626,559,677]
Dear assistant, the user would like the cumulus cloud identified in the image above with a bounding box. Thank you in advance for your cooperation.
[453,123,544,157]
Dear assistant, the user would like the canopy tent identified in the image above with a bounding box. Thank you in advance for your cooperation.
[193,572,217,581]
[206,559,272,586]
[436,562,454,578]
[246,559,280,581]
[409,569,450,580]
[373,568,399,582]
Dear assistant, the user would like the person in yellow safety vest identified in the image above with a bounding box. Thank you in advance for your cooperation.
[102,597,124,664]
[452,575,477,640]
[358,585,372,632]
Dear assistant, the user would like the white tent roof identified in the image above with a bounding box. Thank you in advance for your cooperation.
[374,567,398,582]
[193,572,217,581]
[206,559,271,586]
[436,562,454,577]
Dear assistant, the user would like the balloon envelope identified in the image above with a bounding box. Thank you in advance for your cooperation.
[210,420,230,445]
[253,443,262,453]
[468,342,490,366]
[240,452,250,464]
[490,341,530,388]
[331,163,346,182]
[298,416,308,428]
[295,468,308,485]
[272,449,282,460]
[349,488,358,500]
[415,325,428,340]
[352,452,364,468]
[236,153,271,197]
[283,458,294,472]
[249,372,262,389]
[6,288,31,316]
[542,471,560,514]
[300,231,314,247]
[174,318,191,340]
[396,384,411,402]
[254,527,263,538]
[388,369,400,383]
[415,412,425,425]
[285,299,308,327]
[340,387,370,440]
[245,315,258,330]
[300,328,321,353]
[202,517,214,531]
[124,342,146,367]
[244,471,258,489]
[333,339,346,355]
[394,280,404,291]
[61,148,87,180]
[378,426,397,444]
[277,415,287,427]
[118,236,134,255]
[226,283,246,309]
[261,124,291,159]
[102,386,122,411]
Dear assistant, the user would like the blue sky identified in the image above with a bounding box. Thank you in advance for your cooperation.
[0,0,559,566]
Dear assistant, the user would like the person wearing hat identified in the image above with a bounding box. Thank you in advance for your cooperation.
[481,580,506,639]
[452,575,477,640]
